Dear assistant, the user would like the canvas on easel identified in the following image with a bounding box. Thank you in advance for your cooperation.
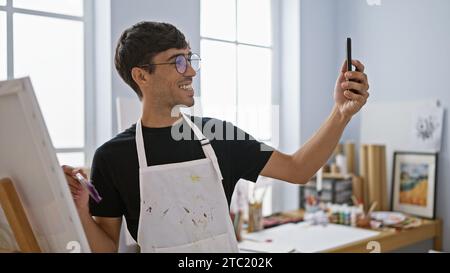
[0,77,90,253]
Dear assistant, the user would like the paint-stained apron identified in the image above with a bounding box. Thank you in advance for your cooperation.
[135,113,238,252]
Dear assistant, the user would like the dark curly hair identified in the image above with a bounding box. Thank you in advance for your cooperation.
[114,21,188,99]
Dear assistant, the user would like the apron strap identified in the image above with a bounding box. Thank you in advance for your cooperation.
[181,113,224,181]
[135,119,148,168]
[135,114,223,181]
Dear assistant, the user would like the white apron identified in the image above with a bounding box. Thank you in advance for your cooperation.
[135,114,239,253]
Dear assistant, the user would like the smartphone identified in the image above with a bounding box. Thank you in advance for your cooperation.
[346,37,360,94]
[347,37,352,72]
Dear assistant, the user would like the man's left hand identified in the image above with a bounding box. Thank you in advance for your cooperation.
[334,59,370,120]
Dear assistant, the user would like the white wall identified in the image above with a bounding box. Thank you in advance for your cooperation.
[271,0,301,213]
[299,0,362,163]
[274,0,344,213]
[300,0,343,144]
[336,0,450,252]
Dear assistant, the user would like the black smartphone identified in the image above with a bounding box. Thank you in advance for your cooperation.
[347,37,352,72]
[346,37,360,94]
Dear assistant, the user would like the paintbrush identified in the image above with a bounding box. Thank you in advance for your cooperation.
[351,195,359,206]
[74,172,102,203]
[367,201,378,215]
[259,186,268,203]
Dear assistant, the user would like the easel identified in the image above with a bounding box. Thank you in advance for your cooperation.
[0,177,41,253]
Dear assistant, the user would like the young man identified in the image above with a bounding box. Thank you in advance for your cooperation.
[64,21,370,253]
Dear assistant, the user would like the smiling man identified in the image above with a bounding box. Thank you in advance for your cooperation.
[63,21,370,253]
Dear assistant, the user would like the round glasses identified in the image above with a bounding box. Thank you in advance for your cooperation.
[139,53,201,74]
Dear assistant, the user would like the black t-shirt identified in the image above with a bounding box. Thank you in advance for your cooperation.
[89,116,274,241]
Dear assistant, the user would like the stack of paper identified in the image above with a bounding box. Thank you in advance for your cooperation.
[238,240,296,253]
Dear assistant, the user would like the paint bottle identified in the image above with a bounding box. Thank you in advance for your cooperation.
[342,207,349,225]
[351,207,357,227]
[334,144,348,175]
[339,208,345,225]
[332,205,339,224]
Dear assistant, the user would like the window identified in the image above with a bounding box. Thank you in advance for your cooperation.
[200,40,237,123]
[2,0,92,167]
[201,0,275,215]
[200,0,273,141]
[237,45,272,140]
[13,0,83,16]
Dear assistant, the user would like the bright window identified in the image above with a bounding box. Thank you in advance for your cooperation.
[201,0,275,215]
[237,45,272,140]
[13,0,83,17]
[3,0,91,167]
[0,0,5,6]
[200,39,237,123]
[200,0,236,42]
[200,0,273,141]
[237,0,272,46]
[14,14,85,148]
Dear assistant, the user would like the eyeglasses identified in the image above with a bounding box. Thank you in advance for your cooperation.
[138,53,201,74]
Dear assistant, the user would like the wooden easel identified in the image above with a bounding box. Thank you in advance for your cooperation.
[0,178,41,253]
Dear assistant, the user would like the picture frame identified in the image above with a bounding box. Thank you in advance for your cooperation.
[391,152,438,219]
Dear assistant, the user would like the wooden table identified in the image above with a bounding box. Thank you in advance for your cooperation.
[2,214,443,253]
[279,209,443,253]
[325,219,442,253]
[273,209,443,253]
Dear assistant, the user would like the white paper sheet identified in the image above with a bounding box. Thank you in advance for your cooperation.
[238,240,295,253]
[242,223,380,253]
[410,106,444,152]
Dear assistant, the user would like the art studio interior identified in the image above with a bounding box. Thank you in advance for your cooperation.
[0,0,448,254]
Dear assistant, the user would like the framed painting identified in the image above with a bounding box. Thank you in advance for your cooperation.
[391,152,438,219]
